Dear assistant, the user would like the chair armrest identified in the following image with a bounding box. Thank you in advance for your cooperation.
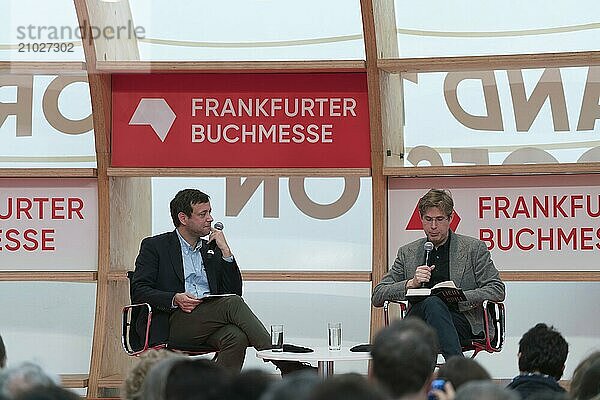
[122,303,153,356]
[383,300,408,326]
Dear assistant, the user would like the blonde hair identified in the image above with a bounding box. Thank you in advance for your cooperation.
[121,349,185,400]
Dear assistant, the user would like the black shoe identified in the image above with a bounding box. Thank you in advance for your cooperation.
[270,360,317,376]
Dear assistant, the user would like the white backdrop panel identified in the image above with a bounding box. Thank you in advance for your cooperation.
[152,177,372,271]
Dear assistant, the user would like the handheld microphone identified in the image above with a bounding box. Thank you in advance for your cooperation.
[422,241,434,288]
[207,222,224,256]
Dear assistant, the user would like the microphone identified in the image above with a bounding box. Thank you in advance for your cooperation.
[422,241,434,288]
[207,222,224,256]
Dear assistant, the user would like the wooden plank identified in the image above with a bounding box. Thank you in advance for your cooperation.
[107,167,372,177]
[242,271,372,282]
[0,62,87,74]
[109,270,371,282]
[0,168,97,178]
[383,162,600,177]
[97,374,122,388]
[60,373,89,388]
[500,271,600,281]
[0,271,97,282]
[97,60,366,73]
[378,50,600,73]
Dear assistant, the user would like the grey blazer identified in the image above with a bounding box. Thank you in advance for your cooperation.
[372,231,505,336]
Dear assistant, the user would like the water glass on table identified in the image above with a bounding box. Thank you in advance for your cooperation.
[270,324,284,352]
[328,322,342,351]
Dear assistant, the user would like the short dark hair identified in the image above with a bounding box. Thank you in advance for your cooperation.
[0,334,6,369]
[309,373,388,400]
[437,356,491,390]
[418,189,454,218]
[371,317,438,398]
[518,323,568,380]
[13,385,81,400]
[169,189,210,227]
[165,359,232,400]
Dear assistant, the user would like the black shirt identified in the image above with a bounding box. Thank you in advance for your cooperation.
[425,233,451,288]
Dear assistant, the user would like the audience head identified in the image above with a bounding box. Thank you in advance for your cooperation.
[436,356,491,390]
[0,362,57,399]
[371,317,438,399]
[571,352,600,400]
[455,381,520,400]
[0,335,6,369]
[12,385,80,400]
[309,373,389,400]
[230,369,275,400]
[518,323,568,380]
[260,370,320,400]
[121,349,185,400]
[571,358,600,400]
[170,189,210,227]
[164,359,232,400]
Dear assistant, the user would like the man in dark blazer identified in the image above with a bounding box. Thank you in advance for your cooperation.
[372,189,505,360]
[132,189,300,371]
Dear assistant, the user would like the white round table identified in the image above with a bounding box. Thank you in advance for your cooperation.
[256,346,371,378]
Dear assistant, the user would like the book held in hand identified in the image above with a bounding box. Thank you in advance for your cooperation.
[198,293,236,300]
[406,280,467,303]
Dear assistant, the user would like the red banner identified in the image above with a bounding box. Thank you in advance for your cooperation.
[111,73,371,168]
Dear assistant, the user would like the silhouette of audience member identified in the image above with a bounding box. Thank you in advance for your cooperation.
[142,358,232,400]
[230,369,275,400]
[259,370,320,400]
[506,323,568,399]
[309,373,389,400]
[571,352,600,400]
[0,362,57,399]
[455,381,519,400]
[121,349,185,400]
[571,358,600,400]
[371,317,438,400]
[0,335,6,369]
[12,385,80,400]
[164,359,232,400]
[436,356,491,391]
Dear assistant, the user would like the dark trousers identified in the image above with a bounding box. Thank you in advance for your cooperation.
[169,295,271,370]
[407,296,473,360]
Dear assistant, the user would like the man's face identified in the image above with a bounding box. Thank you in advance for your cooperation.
[421,206,452,247]
[179,201,213,238]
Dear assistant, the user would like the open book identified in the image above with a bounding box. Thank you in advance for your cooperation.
[406,280,467,303]
[198,293,236,300]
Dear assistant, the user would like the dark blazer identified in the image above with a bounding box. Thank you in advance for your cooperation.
[131,230,242,346]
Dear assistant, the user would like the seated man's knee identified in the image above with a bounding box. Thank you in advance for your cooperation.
[421,296,449,312]
[219,325,249,349]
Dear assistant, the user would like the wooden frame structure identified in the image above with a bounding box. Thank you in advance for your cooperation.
[0,1,598,397]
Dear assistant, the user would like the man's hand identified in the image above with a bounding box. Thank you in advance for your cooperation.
[174,292,202,313]
[208,228,232,258]
[407,264,436,289]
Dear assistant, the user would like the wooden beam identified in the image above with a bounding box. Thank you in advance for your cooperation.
[383,162,600,177]
[108,270,372,282]
[500,271,600,281]
[378,51,600,73]
[0,271,97,282]
[60,374,89,389]
[0,62,87,74]
[97,60,366,73]
[0,168,97,178]
[107,167,371,177]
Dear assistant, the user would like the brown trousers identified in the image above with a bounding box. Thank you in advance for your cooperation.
[169,295,271,370]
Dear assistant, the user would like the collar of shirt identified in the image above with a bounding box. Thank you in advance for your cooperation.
[176,229,202,253]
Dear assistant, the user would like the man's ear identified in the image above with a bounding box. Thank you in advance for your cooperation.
[178,211,187,226]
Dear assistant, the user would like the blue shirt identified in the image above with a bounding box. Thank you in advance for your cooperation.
[176,230,211,298]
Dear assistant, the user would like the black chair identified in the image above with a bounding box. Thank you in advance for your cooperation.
[121,271,218,358]
[382,299,505,358]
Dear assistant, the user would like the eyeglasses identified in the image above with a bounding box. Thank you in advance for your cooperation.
[422,216,450,224]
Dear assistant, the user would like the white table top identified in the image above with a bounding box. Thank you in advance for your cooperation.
[256,346,371,362]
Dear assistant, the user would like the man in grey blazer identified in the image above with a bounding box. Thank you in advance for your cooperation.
[372,189,505,360]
